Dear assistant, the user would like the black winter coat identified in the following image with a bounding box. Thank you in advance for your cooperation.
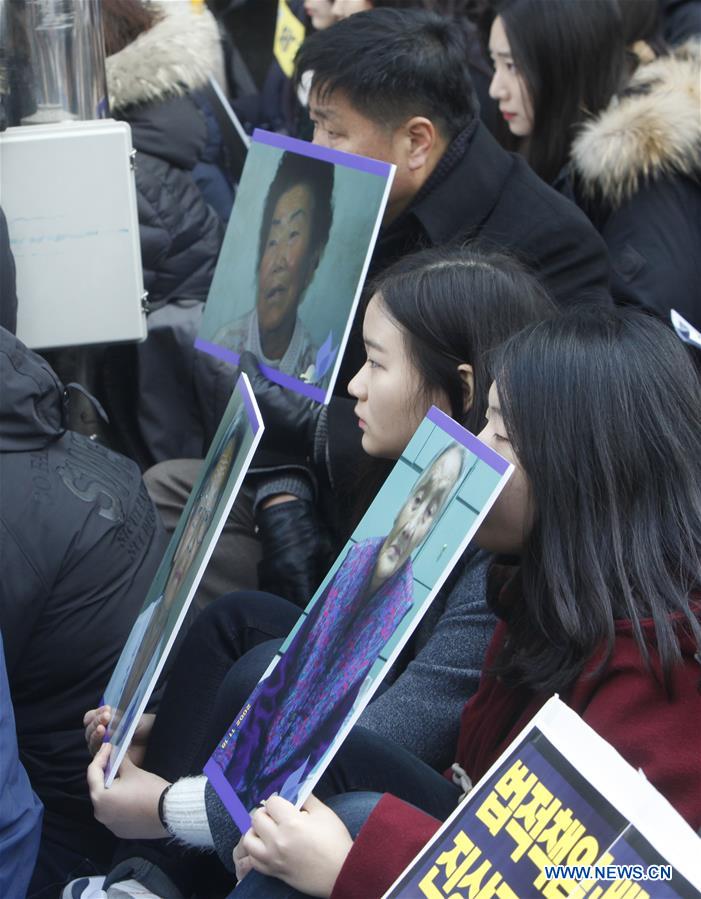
[125,96,224,309]
[106,2,226,309]
[0,329,167,861]
[569,42,701,325]
[576,171,701,324]
[104,3,227,465]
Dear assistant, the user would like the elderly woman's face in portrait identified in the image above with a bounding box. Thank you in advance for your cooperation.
[257,184,316,345]
[374,445,463,582]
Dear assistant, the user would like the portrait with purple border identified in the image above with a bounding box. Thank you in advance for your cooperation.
[205,407,513,831]
[196,129,395,404]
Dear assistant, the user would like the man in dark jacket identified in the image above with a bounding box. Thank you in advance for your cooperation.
[0,327,167,892]
[197,6,612,437]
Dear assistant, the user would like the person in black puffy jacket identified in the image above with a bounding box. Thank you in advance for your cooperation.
[0,326,167,895]
[101,0,228,466]
[104,0,226,305]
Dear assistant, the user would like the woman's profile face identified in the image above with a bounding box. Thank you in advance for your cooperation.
[475,382,532,555]
[488,15,534,138]
[348,295,450,459]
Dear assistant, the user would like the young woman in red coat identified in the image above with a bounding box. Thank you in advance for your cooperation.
[230,305,701,899]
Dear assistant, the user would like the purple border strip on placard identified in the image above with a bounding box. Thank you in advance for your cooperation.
[237,376,261,433]
[259,361,325,403]
[252,128,392,179]
[203,758,252,834]
[427,406,509,475]
[195,337,239,366]
[196,338,326,404]
[195,337,238,368]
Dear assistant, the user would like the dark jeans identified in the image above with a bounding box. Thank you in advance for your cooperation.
[313,726,460,815]
[112,728,459,899]
[230,792,384,899]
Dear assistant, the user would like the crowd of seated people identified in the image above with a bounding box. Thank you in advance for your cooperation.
[1,2,700,898]
[146,2,612,614]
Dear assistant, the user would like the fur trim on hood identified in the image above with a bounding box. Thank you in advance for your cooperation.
[571,41,701,207]
[106,2,222,112]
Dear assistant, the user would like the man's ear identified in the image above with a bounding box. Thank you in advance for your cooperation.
[457,363,474,414]
[404,116,438,172]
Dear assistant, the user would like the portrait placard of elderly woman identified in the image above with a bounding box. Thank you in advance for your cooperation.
[207,441,471,826]
[103,377,263,782]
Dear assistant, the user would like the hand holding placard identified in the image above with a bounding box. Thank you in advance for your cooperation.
[238,351,322,457]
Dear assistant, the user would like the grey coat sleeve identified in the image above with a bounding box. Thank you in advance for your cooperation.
[358,549,496,772]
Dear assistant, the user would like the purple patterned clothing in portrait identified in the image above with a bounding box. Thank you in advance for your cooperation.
[214,537,414,812]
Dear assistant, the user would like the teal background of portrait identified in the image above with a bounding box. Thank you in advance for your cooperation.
[199,141,390,352]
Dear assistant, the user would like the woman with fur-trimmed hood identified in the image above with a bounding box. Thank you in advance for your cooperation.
[102,0,230,465]
[104,0,226,308]
[487,0,701,323]
[569,41,701,322]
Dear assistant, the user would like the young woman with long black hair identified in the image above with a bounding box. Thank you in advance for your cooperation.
[223,305,701,899]
[487,0,701,323]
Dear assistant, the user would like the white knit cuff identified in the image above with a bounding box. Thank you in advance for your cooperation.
[163,775,214,849]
